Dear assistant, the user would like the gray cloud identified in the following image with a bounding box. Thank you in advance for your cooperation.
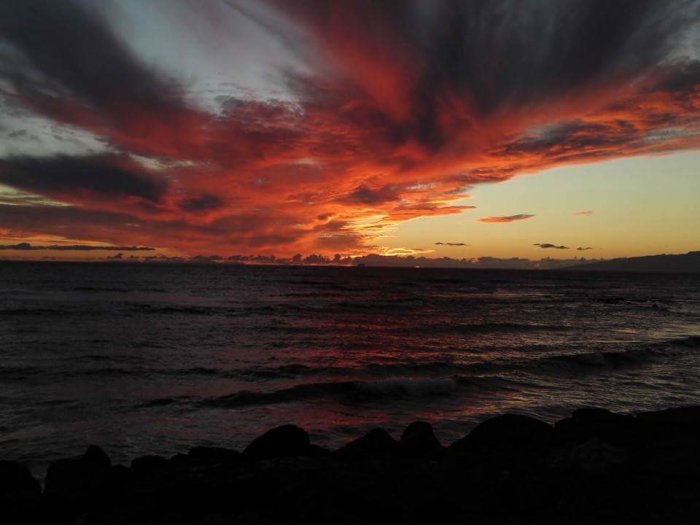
[479,214,535,223]
[0,0,184,121]
[0,242,154,251]
[534,243,569,250]
[0,155,168,203]
[179,193,227,213]
[342,185,399,205]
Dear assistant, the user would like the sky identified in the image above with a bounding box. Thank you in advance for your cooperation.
[0,0,699,261]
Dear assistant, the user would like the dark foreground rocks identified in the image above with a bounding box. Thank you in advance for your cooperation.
[3,407,700,524]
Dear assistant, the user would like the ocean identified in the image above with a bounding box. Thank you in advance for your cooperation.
[1,262,699,474]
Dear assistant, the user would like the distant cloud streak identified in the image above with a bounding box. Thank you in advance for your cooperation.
[534,243,569,250]
[0,243,155,251]
[479,214,535,224]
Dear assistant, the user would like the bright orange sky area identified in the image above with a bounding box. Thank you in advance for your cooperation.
[0,1,699,261]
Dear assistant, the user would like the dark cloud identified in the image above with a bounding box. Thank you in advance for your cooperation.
[0,242,154,251]
[435,242,468,246]
[0,0,183,121]
[342,185,399,205]
[179,193,227,213]
[0,155,168,203]
[577,246,593,251]
[656,60,700,94]
[479,214,535,223]
[279,0,699,150]
[534,243,569,250]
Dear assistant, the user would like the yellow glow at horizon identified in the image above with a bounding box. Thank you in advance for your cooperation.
[378,151,700,259]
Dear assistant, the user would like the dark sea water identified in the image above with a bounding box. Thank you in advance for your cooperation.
[1,262,699,475]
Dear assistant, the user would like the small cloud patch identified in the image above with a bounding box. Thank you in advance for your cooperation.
[534,243,569,250]
[479,214,534,224]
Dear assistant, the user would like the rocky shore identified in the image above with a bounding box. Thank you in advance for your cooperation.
[2,406,700,524]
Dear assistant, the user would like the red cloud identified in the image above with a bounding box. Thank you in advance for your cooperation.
[1,1,699,256]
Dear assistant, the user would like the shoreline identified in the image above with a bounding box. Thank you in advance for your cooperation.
[2,406,700,524]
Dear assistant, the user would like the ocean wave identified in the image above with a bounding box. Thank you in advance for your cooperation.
[199,377,467,408]
[0,365,46,380]
[28,335,700,384]
[0,308,69,316]
[69,286,167,293]
[132,335,700,410]
[125,304,226,315]
[412,322,573,335]
[516,335,700,375]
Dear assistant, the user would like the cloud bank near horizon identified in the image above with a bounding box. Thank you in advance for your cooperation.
[0,0,699,256]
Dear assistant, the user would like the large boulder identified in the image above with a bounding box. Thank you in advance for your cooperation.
[0,461,41,524]
[333,428,400,462]
[43,446,114,516]
[636,406,700,442]
[188,446,241,464]
[550,437,627,472]
[243,425,310,461]
[0,461,40,497]
[554,408,637,447]
[449,414,553,467]
[400,422,443,457]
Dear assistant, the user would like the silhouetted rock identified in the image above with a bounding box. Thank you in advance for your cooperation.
[334,428,400,461]
[307,444,332,459]
[554,407,637,447]
[636,405,700,441]
[400,421,443,457]
[243,424,310,460]
[6,406,700,523]
[0,461,40,496]
[130,454,168,474]
[43,446,113,518]
[0,461,41,524]
[82,445,111,469]
[550,437,627,472]
[188,446,241,464]
[450,414,553,468]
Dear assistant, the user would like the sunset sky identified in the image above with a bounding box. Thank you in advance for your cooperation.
[0,0,699,261]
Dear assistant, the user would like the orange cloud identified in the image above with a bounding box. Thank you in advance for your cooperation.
[0,0,699,256]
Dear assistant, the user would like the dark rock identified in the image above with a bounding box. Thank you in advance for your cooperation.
[0,461,42,525]
[334,428,400,462]
[101,464,132,496]
[554,407,637,447]
[550,437,627,472]
[636,406,700,441]
[450,414,553,468]
[130,454,168,474]
[188,446,241,464]
[243,425,310,461]
[400,421,443,457]
[307,444,332,460]
[43,447,113,517]
[0,461,40,496]
[82,445,111,469]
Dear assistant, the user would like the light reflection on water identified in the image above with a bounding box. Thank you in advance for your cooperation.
[0,262,699,474]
